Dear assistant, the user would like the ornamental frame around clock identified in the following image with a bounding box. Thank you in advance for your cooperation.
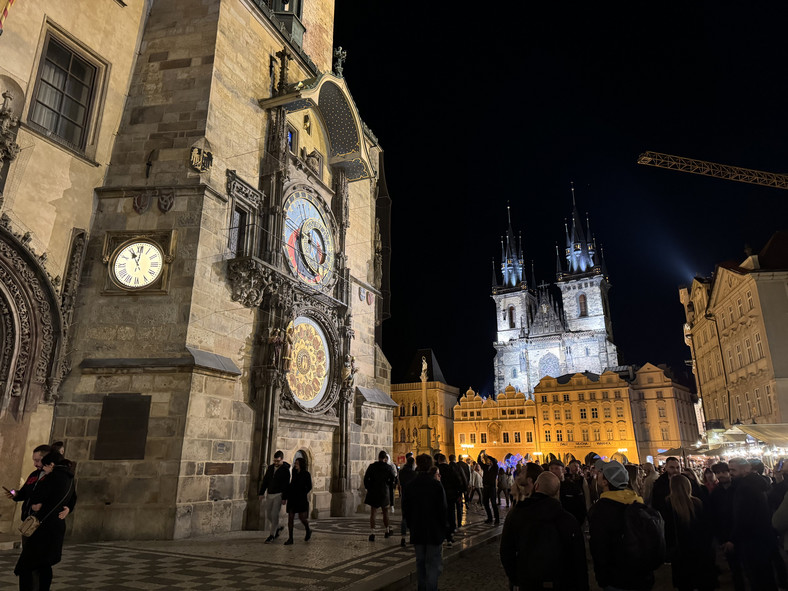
[101,230,176,295]
[281,188,337,290]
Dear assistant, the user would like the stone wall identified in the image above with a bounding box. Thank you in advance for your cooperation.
[351,398,395,512]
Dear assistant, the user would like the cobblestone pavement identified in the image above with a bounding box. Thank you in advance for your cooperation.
[0,502,505,591]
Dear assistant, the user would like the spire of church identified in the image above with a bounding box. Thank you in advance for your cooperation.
[491,258,497,287]
[564,185,595,275]
[530,260,537,289]
[555,243,563,280]
[499,205,525,288]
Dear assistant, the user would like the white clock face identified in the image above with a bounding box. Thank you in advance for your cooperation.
[112,241,164,289]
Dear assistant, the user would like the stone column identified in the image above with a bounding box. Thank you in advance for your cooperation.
[416,356,435,456]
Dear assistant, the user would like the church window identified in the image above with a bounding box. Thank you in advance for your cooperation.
[603,407,611,418]
[412,403,418,416]
[582,428,589,441]
[556,429,563,442]
[578,393,585,401]
[755,333,764,358]
[747,290,754,310]
[567,429,574,441]
[544,430,551,442]
[554,410,560,420]
[541,395,548,403]
[542,410,549,420]
[29,34,101,152]
[563,394,570,402]
[591,407,598,419]
[606,428,613,440]
[578,293,588,317]
[399,429,406,442]
[658,406,666,418]
[508,306,516,329]
[503,432,510,443]
[745,339,753,363]
[565,409,572,420]
[287,124,298,153]
[460,433,466,444]
[481,433,487,443]
[470,433,476,444]
[580,408,587,419]
[520,432,526,443]
[616,406,624,418]
[593,428,600,441]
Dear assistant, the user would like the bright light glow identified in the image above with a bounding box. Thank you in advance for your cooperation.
[617,448,628,453]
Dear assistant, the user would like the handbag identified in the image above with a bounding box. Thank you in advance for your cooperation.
[18,479,73,538]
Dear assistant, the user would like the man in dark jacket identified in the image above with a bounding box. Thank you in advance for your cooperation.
[398,453,417,547]
[436,454,462,547]
[726,457,778,590]
[649,456,681,515]
[501,471,588,590]
[364,449,397,541]
[403,454,448,591]
[448,454,468,529]
[588,460,657,590]
[708,462,745,591]
[258,450,291,543]
[477,450,499,524]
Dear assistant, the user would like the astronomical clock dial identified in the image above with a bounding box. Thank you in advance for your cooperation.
[282,190,335,287]
[110,240,164,290]
[286,316,331,410]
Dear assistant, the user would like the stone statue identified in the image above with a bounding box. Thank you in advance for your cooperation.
[282,325,294,372]
[268,328,283,368]
[342,354,358,388]
[420,356,428,381]
[333,46,347,77]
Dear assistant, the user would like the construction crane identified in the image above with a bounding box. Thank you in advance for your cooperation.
[637,151,788,190]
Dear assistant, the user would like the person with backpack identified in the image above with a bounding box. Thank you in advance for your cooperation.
[663,474,716,591]
[500,471,588,590]
[588,460,665,591]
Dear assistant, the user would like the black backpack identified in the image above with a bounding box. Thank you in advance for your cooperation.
[622,501,666,570]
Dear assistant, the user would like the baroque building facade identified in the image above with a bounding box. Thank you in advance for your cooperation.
[454,365,700,465]
[492,193,617,396]
[679,231,788,431]
[391,350,457,463]
[0,0,394,541]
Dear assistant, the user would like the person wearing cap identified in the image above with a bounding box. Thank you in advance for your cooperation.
[364,449,397,541]
[587,460,655,591]
[500,471,588,590]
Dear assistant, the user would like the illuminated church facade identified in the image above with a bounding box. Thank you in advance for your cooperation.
[492,192,618,396]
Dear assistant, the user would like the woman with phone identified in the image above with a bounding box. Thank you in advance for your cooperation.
[13,451,76,591]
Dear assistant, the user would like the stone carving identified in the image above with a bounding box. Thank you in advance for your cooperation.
[0,91,20,166]
[341,354,357,388]
[268,328,283,368]
[305,150,321,176]
[227,169,264,209]
[282,325,294,372]
[373,217,382,288]
[60,230,86,330]
[158,189,175,213]
[333,47,347,77]
[132,191,152,214]
[275,46,293,96]
[421,356,428,381]
[227,257,273,308]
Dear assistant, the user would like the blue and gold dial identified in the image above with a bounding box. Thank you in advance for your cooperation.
[282,190,335,287]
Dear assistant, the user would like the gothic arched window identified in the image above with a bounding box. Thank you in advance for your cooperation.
[578,293,588,317]
[412,428,418,439]
[427,404,431,417]
[508,306,516,328]
[512,368,517,379]
[399,429,406,442]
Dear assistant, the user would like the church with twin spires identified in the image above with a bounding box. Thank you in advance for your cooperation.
[492,190,618,396]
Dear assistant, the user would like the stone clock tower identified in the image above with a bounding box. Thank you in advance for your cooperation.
[52,0,394,540]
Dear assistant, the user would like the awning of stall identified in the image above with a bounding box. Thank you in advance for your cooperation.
[735,424,788,447]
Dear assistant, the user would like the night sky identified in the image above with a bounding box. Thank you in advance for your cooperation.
[333,3,788,396]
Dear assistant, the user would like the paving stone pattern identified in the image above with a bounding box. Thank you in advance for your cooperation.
[0,504,505,591]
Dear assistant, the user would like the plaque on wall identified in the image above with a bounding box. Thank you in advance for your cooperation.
[94,393,151,460]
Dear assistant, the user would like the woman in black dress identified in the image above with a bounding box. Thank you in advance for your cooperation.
[283,457,313,545]
[14,452,76,591]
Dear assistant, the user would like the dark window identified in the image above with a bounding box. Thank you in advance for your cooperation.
[30,36,97,150]
[228,207,248,257]
[508,306,516,328]
[578,293,588,317]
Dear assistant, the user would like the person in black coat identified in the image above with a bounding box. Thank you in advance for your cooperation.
[477,450,499,524]
[501,471,588,590]
[403,454,448,591]
[364,449,396,541]
[283,457,312,545]
[398,454,417,547]
[14,452,76,591]
[258,450,291,543]
[435,454,461,546]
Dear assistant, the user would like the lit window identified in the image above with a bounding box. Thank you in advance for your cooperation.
[554,410,560,420]
[470,433,476,444]
[545,430,551,442]
[603,407,611,418]
[578,393,585,401]
[658,407,666,418]
[565,409,572,420]
[582,429,589,441]
[567,429,574,442]
[602,391,609,399]
[287,124,297,153]
[30,35,98,150]
[556,429,563,442]
[593,428,600,441]
[616,406,624,418]
[606,428,613,440]
[543,410,549,420]
[459,433,466,444]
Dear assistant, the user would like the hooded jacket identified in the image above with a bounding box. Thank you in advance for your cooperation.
[588,488,655,591]
[500,492,588,590]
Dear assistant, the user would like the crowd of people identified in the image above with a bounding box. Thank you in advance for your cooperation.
[4,441,77,591]
[375,448,788,591]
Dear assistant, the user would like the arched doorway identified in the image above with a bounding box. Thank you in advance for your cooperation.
[585,452,601,466]
[611,452,629,464]
[564,453,576,464]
